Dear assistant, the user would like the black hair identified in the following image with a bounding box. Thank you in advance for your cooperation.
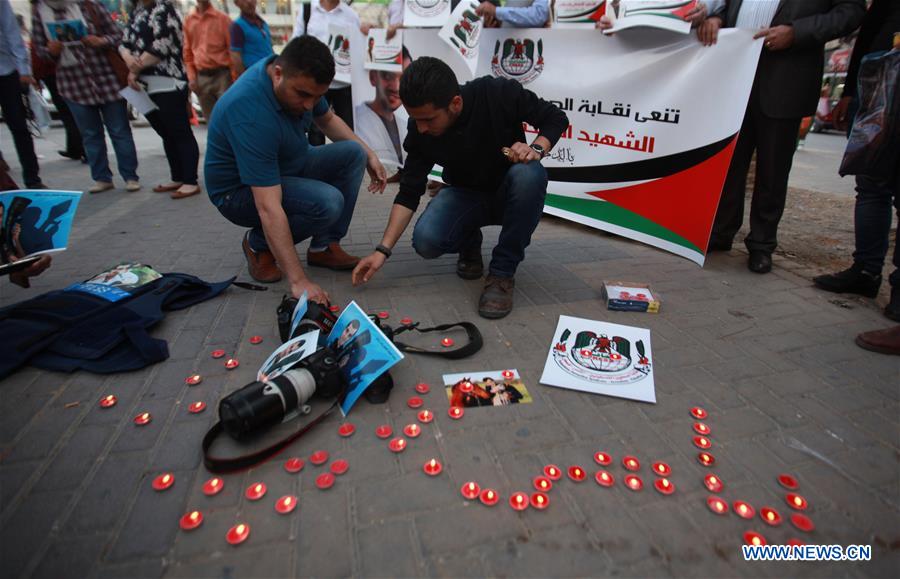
[400,56,459,109]
[276,35,334,85]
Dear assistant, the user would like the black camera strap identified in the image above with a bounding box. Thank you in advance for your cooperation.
[391,322,483,359]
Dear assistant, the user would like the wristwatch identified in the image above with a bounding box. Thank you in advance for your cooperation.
[530,143,546,158]
[375,244,392,259]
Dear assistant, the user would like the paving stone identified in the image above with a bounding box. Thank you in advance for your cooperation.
[0,490,72,578]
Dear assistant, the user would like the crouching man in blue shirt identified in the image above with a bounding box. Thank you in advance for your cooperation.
[205,36,387,303]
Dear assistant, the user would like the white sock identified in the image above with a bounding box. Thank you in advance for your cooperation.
[309,246,328,253]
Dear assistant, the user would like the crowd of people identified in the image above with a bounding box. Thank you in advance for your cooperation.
[1,0,897,352]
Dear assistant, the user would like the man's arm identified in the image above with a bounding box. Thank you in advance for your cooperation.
[789,0,866,48]
[183,17,198,87]
[495,0,549,28]
[314,108,388,193]
[1,0,31,77]
[504,78,569,151]
[230,22,246,76]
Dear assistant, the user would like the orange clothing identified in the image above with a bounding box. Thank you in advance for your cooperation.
[182,5,232,82]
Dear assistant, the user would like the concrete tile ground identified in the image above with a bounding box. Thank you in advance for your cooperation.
[1,126,898,578]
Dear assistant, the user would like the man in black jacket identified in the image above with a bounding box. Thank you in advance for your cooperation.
[352,57,569,319]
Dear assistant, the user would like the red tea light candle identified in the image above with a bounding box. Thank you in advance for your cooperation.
[226,523,250,545]
[330,459,349,475]
[249,335,263,345]
[693,436,712,450]
[459,381,474,393]
[595,470,615,487]
[329,305,340,313]
[245,482,267,501]
[544,465,562,481]
[99,394,117,409]
[180,510,203,531]
[275,495,298,514]
[403,424,421,438]
[414,382,430,394]
[744,531,767,546]
[704,474,724,493]
[448,406,464,420]
[284,457,304,473]
[407,396,424,409]
[624,475,643,492]
[594,452,612,466]
[400,317,414,325]
[310,450,329,465]
[203,477,224,496]
[211,349,226,359]
[790,513,815,533]
[185,374,202,386]
[622,456,640,471]
[530,492,549,510]
[690,407,708,420]
[502,370,515,380]
[693,422,711,436]
[760,507,783,527]
[533,476,552,492]
[652,462,671,477]
[654,478,675,495]
[785,493,808,511]
[777,474,799,490]
[567,465,586,482]
[697,452,716,467]
[733,501,755,519]
[423,458,442,476]
[461,481,481,500]
[316,472,335,490]
[441,337,454,347]
[188,401,206,414]
[417,410,433,424]
[152,473,175,491]
[707,496,729,515]
[338,423,356,437]
[388,437,407,453]
[133,412,152,426]
[225,358,240,370]
[377,311,390,319]
[375,425,393,439]
[509,492,529,511]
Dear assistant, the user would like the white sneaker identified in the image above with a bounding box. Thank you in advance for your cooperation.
[125,180,141,192]
[88,181,114,194]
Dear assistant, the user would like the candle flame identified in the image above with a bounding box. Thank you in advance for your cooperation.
[602,473,609,481]
[283,497,291,507]
[516,494,523,504]
[468,483,475,491]
[540,480,547,488]
[212,478,220,486]
[793,497,802,506]
[709,476,717,484]
[236,524,246,534]
[716,501,724,511]
[141,413,149,420]
[549,467,557,475]
[739,505,747,514]
[190,511,199,521]
[628,460,635,467]
[663,479,669,488]
[752,536,761,546]
[255,484,262,493]
[537,496,544,504]
[429,459,436,467]
[487,491,494,499]
[575,468,581,476]
[766,511,774,521]
[162,474,171,484]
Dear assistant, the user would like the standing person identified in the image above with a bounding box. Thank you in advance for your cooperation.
[0,0,46,189]
[32,0,140,194]
[230,0,273,78]
[120,0,201,199]
[183,0,233,123]
[703,0,865,274]
[29,31,84,162]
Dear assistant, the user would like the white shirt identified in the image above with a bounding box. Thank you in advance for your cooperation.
[292,0,361,42]
[735,0,780,29]
[354,102,409,171]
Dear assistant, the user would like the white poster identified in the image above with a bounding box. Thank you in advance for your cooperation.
[365,28,404,72]
[554,0,608,28]
[605,0,698,35]
[327,24,353,84]
[540,316,656,403]
[404,0,452,27]
[439,0,483,75]
[257,329,319,382]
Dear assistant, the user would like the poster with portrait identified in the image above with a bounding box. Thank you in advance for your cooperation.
[327,24,353,84]
[442,370,533,409]
[257,329,319,382]
[364,28,404,72]
[403,0,452,27]
[46,19,87,43]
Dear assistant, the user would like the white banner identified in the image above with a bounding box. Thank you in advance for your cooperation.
[403,0,452,27]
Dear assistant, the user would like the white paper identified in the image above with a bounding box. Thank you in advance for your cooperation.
[364,28,404,72]
[540,315,656,403]
[554,0,608,28]
[139,75,187,95]
[604,0,696,35]
[404,0,452,27]
[439,0,482,75]
[118,87,158,115]
[328,24,354,84]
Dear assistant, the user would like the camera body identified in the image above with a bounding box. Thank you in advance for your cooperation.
[277,296,337,344]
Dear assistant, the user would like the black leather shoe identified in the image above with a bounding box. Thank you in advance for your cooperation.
[886,287,900,322]
[813,264,881,298]
[457,231,484,280]
[748,251,772,274]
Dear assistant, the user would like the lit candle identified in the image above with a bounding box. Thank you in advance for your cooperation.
[225,358,239,370]
[595,470,614,487]
[459,381,474,393]
[448,406,464,419]
[423,458,442,476]
[375,425,393,439]
[388,437,407,452]
[245,482,267,501]
[693,422,711,436]
[133,412,152,426]
[152,473,174,491]
[733,500,755,519]
[533,476,552,492]
[502,370,515,380]
[284,458,304,473]
[188,401,206,414]
[703,474,724,493]
[743,531,766,546]
[567,465,586,482]
[330,459,349,476]
[690,407,708,420]
[407,396,424,409]
[530,492,549,510]
[790,513,814,533]
[461,481,480,500]
[777,474,799,490]
[180,510,203,531]
[99,395,117,409]
[315,472,335,490]
[544,465,562,481]
[651,462,671,477]
[509,492,529,511]
[400,317,414,325]
[275,495,297,514]
[377,311,389,319]
[785,493,808,511]
[480,488,499,506]
[203,477,224,496]
[415,383,430,394]
[403,424,421,438]
[310,450,329,465]
[226,523,250,545]
[417,410,433,424]
[697,452,716,467]
[693,436,712,450]
[654,478,675,495]
[624,475,643,491]
[338,423,356,437]
[760,507,782,527]
[211,349,226,359]
[707,496,729,515]
[441,337,454,347]
[594,452,612,466]
[185,374,202,386]
[622,456,640,471]
[249,335,263,345]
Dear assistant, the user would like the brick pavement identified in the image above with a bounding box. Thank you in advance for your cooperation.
[0,126,898,578]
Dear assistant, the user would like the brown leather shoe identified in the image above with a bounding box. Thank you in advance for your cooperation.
[855,325,900,356]
[242,232,282,283]
[307,243,360,271]
[170,185,201,200]
[478,275,515,319]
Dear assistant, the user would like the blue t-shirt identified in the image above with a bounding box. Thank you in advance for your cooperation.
[204,56,329,206]
[230,15,274,70]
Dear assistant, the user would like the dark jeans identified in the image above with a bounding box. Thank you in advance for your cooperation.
[853,168,900,288]
[0,71,42,187]
[146,88,199,185]
[411,161,548,278]
[43,75,83,157]
[308,86,353,146]
[216,140,366,251]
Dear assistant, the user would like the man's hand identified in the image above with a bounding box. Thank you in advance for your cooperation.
[697,15,722,46]
[82,35,107,49]
[503,142,541,164]
[19,75,37,88]
[47,40,63,57]
[682,2,707,26]
[8,255,52,288]
[595,15,613,31]
[832,96,853,132]
[291,279,329,303]
[754,25,794,52]
[386,23,401,41]
[359,23,373,35]
[475,2,498,28]
[366,152,387,194]
[127,71,143,91]
[352,252,386,286]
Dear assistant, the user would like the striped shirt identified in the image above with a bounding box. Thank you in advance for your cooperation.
[735,0,780,29]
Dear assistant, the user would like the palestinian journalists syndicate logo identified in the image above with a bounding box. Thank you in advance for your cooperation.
[328,34,351,67]
[408,0,448,18]
[552,329,651,385]
[491,38,544,84]
[452,8,482,53]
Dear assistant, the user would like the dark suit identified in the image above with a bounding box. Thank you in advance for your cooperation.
[710,0,865,254]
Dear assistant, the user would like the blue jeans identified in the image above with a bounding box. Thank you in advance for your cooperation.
[65,98,139,183]
[217,141,366,251]
[852,169,899,288]
[412,161,548,277]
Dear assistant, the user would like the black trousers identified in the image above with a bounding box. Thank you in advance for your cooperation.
[308,86,353,146]
[0,72,42,187]
[146,87,199,185]
[43,75,83,157]
[711,94,802,254]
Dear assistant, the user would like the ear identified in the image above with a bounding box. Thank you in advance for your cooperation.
[449,94,463,114]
